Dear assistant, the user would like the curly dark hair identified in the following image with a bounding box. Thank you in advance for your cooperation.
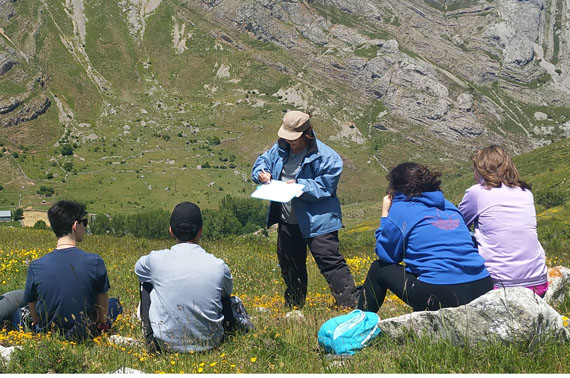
[387,163,442,197]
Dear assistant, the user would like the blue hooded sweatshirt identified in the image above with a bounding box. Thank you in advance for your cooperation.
[376,191,489,285]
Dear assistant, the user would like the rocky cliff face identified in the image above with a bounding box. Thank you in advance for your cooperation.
[191,0,570,147]
[0,0,569,206]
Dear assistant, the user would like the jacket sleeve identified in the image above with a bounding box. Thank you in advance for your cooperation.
[458,185,480,227]
[251,144,278,184]
[296,152,342,201]
[375,217,405,263]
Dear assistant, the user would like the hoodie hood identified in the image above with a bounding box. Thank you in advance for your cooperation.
[393,191,445,210]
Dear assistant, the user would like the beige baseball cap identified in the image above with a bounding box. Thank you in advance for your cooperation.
[277,111,311,140]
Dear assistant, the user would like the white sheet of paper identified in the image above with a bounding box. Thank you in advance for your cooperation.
[251,180,305,203]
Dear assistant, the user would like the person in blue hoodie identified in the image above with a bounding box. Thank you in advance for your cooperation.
[358,163,493,312]
[252,110,358,309]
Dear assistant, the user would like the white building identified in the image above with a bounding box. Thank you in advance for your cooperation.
[0,210,12,222]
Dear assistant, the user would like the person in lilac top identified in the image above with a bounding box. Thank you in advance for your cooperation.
[458,145,548,297]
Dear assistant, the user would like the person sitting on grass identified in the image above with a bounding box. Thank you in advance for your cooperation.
[458,145,548,297]
[358,163,493,313]
[23,200,122,340]
[134,201,252,353]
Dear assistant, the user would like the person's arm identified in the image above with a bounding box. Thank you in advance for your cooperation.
[222,263,233,298]
[251,144,277,184]
[375,216,406,264]
[23,265,39,325]
[94,292,109,324]
[28,302,39,326]
[382,194,392,218]
[134,255,153,283]
[296,152,342,201]
[458,186,480,227]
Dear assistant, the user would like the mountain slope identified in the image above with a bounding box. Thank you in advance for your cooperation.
[0,0,569,213]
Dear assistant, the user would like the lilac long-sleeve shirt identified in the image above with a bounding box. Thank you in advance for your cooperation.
[458,184,547,288]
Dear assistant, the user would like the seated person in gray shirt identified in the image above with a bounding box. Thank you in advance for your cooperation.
[135,201,251,353]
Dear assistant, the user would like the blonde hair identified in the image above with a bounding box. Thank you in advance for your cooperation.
[471,145,530,190]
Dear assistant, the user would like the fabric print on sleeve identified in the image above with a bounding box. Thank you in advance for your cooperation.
[424,209,460,230]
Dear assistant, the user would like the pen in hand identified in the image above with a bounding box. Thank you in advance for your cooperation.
[260,168,271,184]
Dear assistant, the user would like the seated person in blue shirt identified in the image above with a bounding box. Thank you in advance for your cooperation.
[23,200,122,339]
[358,163,493,313]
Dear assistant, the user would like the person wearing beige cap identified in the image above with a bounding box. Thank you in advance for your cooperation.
[251,110,359,309]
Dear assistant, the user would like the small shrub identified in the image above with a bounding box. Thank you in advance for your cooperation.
[12,208,24,221]
[33,220,48,230]
[61,144,74,156]
[37,186,55,197]
[535,189,567,208]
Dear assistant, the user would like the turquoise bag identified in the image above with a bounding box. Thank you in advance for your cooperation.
[318,310,382,355]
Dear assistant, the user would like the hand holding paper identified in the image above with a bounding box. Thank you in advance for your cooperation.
[251,180,304,203]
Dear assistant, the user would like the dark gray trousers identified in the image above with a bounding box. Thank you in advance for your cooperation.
[0,290,25,326]
[277,222,358,309]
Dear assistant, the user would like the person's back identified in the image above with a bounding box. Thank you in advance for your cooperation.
[23,200,120,340]
[384,191,489,285]
[135,243,231,351]
[25,246,108,338]
[135,201,233,352]
[459,145,548,295]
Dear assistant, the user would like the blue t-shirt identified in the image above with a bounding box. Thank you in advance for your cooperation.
[23,247,110,338]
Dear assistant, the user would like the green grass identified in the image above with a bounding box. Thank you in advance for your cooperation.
[354,45,378,59]
[1,202,570,373]
[1,137,569,373]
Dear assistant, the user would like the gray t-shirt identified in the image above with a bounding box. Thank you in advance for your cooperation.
[134,242,232,352]
[280,146,308,224]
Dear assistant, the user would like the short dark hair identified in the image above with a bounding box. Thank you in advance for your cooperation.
[170,202,202,242]
[48,200,87,238]
[387,162,442,198]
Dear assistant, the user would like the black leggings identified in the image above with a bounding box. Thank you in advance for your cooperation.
[357,260,493,312]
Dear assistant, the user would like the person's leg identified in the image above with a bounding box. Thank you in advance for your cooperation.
[357,260,413,312]
[416,275,494,311]
[0,290,25,329]
[221,296,237,334]
[277,222,308,309]
[359,262,494,312]
[107,297,123,324]
[0,290,25,321]
[139,282,161,353]
[308,231,358,308]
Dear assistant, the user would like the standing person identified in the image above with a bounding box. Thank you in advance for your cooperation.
[458,145,548,296]
[358,163,493,313]
[23,200,122,340]
[135,202,251,353]
[251,110,358,309]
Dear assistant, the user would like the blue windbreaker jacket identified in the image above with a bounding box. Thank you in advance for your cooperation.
[251,135,343,238]
[376,191,489,285]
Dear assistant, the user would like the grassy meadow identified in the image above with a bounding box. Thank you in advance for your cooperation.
[1,192,570,374]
